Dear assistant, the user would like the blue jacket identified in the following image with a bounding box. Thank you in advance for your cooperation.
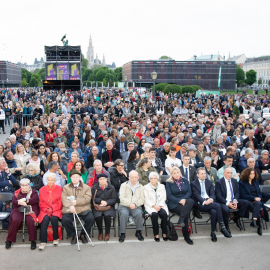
[239,180,261,201]
[239,156,248,173]
[166,177,192,210]
[67,148,83,159]
[0,170,17,193]
[83,146,102,163]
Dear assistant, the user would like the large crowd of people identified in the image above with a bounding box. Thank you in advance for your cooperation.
[1,87,270,250]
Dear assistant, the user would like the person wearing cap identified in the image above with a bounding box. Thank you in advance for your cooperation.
[61,169,94,245]
[187,145,204,168]
[115,135,128,153]
[91,173,117,241]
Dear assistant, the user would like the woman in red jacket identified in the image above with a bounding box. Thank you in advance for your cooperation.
[38,173,63,250]
[45,127,57,143]
[155,130,165,146]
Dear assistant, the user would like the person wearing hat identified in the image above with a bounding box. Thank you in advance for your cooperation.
[91,173,117,241]
[61,169,94,245]
[187,145,204,168]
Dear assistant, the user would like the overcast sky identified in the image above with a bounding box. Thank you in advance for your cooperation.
[1,0,269,67]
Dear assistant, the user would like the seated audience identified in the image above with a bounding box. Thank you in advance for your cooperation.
[67,160,87,184]
[127,150,140,174]
[86,146,101,169]
[24,163,43,191]
[38,173,63,250]
[102,140,121,170]
[144,172,168,242]
[43,161,66,187]
[136,157,158,186]
[87,159,110,188]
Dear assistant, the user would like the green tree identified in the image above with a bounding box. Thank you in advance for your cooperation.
[96,69,106,81]
[21,78,27,87]
[81,54,89,69]
[33,68,40,74]
[44,104,50,116]
[245,69,257,86]
[159,56,172,59]
[21,68,32,83]
[182,85,196,93]
[102,78,107,87]
[82,69,93,82]
[29,73,41,87]
[163,84,181,94]
[258,78,262,85]
[233,105,240,118]
[236,65,245,86]
[38,67,45,80]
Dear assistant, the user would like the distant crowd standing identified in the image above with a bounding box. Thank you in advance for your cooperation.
[1,87,270,250]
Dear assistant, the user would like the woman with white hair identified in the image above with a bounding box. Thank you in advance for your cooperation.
[38,173,63,250]
[5,178,39,250]
[211,119,226,142]
[24,163,43,191]
[144,172,168,241]
[140,143,152,159]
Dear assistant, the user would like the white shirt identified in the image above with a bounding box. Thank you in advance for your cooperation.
[183,165,189,181]
[165,157,182,175]
[224,177,237,205]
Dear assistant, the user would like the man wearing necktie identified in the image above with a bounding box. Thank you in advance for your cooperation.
[191,168,231,242]
[215,167,251,233]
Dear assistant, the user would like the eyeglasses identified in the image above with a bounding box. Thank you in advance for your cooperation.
[118,164,124,167]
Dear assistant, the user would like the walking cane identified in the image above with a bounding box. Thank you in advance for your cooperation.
[22,207,26,242]
[75,212,94,247]
[73,213,80,251]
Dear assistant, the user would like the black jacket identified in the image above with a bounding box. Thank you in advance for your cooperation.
[102,149,121,170]
[191,179,215,205]
[115,140,128,152]
[86,154,101,169]
[158,149,170,167]
[24,174,43,191]
[243,137,258,149]
[109,167,129,193]
[180,165,197,183]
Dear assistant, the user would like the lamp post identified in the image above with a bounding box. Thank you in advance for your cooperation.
[151,71,157,100]
[124,75,127,91]
[130,80,133,89]
[139,75,142,93]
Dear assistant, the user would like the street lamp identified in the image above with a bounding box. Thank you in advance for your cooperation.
[151,71,157,99]
[130,80,133,88]
[124,75,127,91]
[139,75,142,92]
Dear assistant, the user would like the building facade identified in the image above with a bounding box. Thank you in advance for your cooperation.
[227,54,246,68]
[0,61,21,87]
[122,60,236,90]
[243,56,270,88]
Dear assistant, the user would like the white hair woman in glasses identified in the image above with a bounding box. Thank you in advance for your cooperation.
[144,172,168,242]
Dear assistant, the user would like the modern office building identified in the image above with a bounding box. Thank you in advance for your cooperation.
[122,59,237,90]
[0,61,21,87]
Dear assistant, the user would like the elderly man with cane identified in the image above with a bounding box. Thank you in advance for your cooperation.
[61,169,94,247]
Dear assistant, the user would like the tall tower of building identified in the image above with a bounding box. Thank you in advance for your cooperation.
[95,54,99,65]
[87,35,94,68]
[102,54,106,66]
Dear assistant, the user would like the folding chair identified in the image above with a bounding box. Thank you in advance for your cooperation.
[91,216,116,238]
[47,142,55,151]
[191,209,213,234]
[169,211,193,236]
[260,185,270,229]
[261,174,270,185]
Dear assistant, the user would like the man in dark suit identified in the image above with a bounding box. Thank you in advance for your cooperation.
[102,140,122,170]
[191,168,231,242]
[180,155,197,183]
[215,167,251,232]
[187,146,204,168]
[115,135,128,153]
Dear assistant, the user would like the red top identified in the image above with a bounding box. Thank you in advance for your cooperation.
[155,136,166,146]
[136,132,143,141]
[45,132,57,143]
[67,161,74,173]
[38,185,63,223]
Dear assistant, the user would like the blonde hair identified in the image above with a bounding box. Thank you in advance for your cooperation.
[15,143,25,155]
[167,167,183,183]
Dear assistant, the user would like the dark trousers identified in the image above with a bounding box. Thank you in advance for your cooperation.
[62,211,94,238]
[95,215,111,235]
[248,201,261,219]
[7,212,36,242]
[170,199,194,234]
[0,120,5,132]
[194,202,223,231]
[150,208,168,236]
[40,215,59,243]
[219,199,250,226]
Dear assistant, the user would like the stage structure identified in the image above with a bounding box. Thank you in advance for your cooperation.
[43,41,81,91]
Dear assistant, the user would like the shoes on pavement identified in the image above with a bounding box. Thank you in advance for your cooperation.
[5,241,12,249]
[53,239,59,246]
[80,234,88,244]
[154,236,160,242]
[119,233,125,243]
[210,231,217,242]
[31,241,36,250]
[104,234,110,241]
[250,219,259,228]
[98,233,103,241]
[257,227,262,236]
[39,243,46,250]
[71,235,77,245]
[135,231,144,241]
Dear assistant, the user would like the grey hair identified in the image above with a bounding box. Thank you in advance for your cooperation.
[71,152,79,157]
[164,142,170,147]
[202,135,210,141]
[26,163,40,175]
[93,159,102,166]
[178,133,184,138]
[149,171,160,180]
[247,157,255,163]
[46,172,56,180]
[56,129,62,135]
[261,150,269,156]
[204,156,212,162]
[245,148,253,155]
[181,143,188,148]
[106,140,113,146]
[216,136,223,141]
[89,139,96,145]
[197,167,206,174]
[221,133,227,136]
[10,134,16,139]
[20,178,30,185]
[92,146,99,151]
[185,135,192,141]
[49,161,59,169]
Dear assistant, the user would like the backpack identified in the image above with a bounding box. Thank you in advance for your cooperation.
[167,221,178,241]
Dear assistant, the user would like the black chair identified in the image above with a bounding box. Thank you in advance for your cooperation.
[261,174,270,185]
[260,185,270,229]
[47,142,55,151]
[160,175,169,186]
[191,209,214,233]
[169,211,193,235]
[0,193,13,232]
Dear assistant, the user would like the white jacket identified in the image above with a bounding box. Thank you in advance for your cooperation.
[143,183,169,215]
[0,109,5,120]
